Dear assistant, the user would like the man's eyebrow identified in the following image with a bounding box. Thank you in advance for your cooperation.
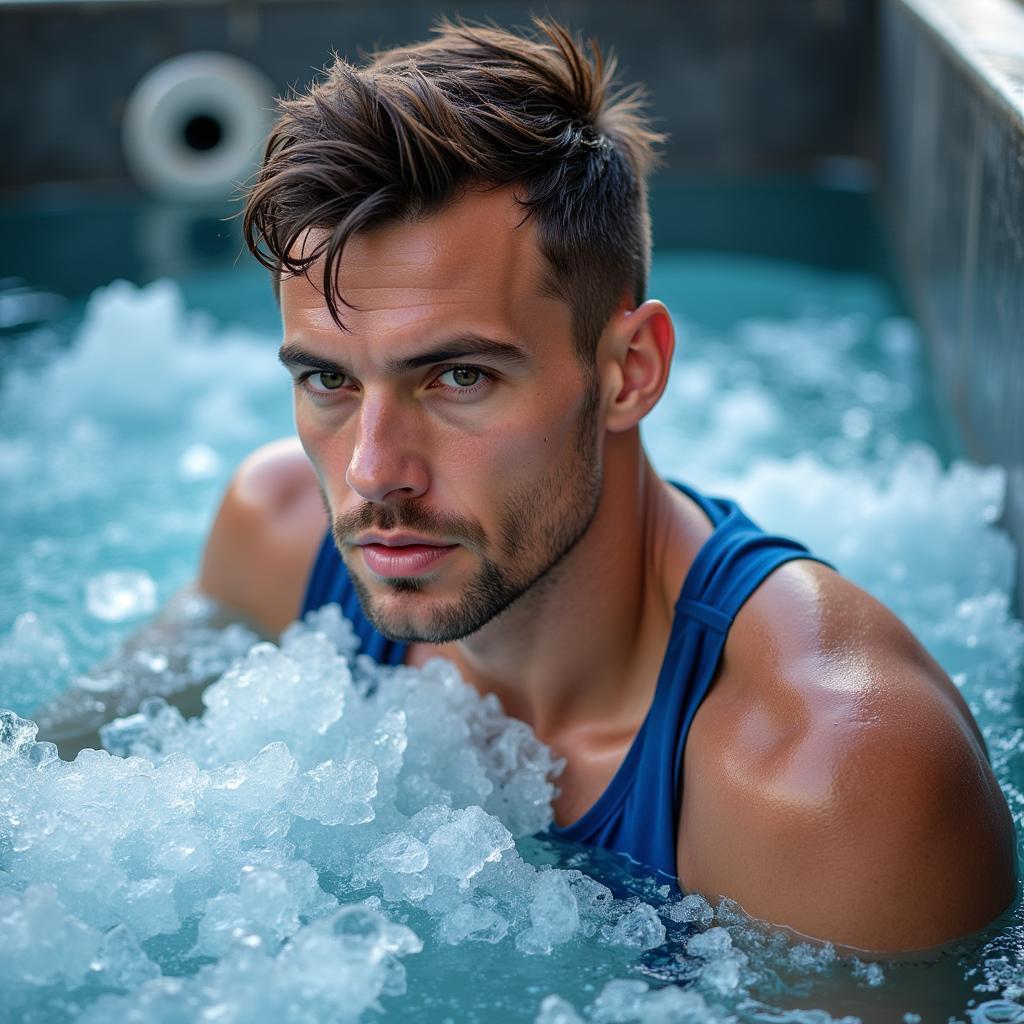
[384,335,528,373]
[278,345,347,375]
[278,335,529,375]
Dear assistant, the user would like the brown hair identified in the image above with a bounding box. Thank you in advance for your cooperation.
[243,17,663,359]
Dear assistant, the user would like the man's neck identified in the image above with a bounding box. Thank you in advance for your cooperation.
[408,435,712,746]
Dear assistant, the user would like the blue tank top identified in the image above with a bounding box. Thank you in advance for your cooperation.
[299,481,832,886]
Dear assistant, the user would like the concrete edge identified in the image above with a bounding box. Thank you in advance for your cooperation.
[894,0,1024,136]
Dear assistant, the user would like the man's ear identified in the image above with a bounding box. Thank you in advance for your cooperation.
[601,300,675,433]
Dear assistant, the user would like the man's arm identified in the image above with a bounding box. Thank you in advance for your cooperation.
[677,562,1018,956]
[35,438,328,757]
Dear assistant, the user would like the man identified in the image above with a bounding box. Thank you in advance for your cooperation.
[196,19,1015,954]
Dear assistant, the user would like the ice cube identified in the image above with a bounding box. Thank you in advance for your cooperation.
[91,924,160,990]
[686,926,733,959]
[426,806,513,885]
[0,709,37,762]
[517,870,580,954]
[291,758,378,827]
[438,902,508,945]
[663,892,714,926]
[178,442,222,481]
[86,570,158,622]
[602,902,666,950]
[535,994,586,1024]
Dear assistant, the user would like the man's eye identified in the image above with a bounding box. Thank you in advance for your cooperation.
[313,371,347,390]
[439,367,483,389]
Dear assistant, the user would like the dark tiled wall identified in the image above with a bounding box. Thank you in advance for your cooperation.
[881,0,1024,607]
[2,0,874,190]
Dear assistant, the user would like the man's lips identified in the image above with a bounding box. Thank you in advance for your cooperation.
[353,534,458,578]
[353,532,453,548]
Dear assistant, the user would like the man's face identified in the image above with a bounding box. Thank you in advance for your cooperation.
[279,188,604,644]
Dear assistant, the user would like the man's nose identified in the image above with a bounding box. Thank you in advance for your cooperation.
[345,394,429,503]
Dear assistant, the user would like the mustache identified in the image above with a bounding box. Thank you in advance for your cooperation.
[332,502,487,549]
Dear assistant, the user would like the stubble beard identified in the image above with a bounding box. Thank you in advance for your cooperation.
[333,381,603,645]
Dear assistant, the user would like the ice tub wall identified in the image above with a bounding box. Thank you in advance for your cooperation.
[0,0,873,191]
[880,0,1024,612]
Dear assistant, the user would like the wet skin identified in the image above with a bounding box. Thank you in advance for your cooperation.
[202,186,1017,955]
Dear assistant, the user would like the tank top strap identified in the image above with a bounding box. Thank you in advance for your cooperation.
[671,482,824,632]
[651,482,834,874]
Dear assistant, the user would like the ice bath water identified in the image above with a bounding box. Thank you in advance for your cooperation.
[1,237,1023,1023]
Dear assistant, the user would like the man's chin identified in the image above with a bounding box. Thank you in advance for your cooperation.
[365,608,468,646]
[377,576,429,595]
[348,554,527,645]
[354,584,468,645]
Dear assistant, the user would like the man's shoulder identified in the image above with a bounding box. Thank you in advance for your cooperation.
[197,438,328,635]
[677,561,1017,953]
[709,557,977,729]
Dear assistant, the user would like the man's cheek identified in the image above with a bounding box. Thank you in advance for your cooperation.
[298,427,353,489]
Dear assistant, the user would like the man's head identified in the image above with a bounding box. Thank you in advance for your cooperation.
[245,20,671,644]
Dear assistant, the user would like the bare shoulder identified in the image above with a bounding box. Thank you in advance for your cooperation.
[197,437,328,635]
[678,560,1017,954]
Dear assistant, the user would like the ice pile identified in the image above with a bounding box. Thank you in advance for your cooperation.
[1,599,918,1024]
[2,604,694,1024]
[29,590,263,752]
[0,280,290,709]
[0,280,279,441]
[645,256,934,480]
[6,590,1015,1023]
[0,612,72,716]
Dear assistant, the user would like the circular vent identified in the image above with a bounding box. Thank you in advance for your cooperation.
[123,52,275,202]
